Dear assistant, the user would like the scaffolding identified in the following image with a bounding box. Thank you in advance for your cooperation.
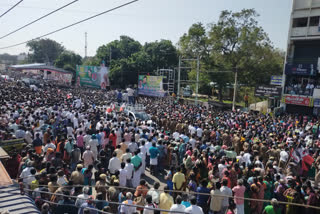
[177,56,200,104]
[156,68,175,94]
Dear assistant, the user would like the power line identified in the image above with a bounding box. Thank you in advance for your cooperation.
[0,0,23,18]
[0,0,80,40]
[0,0,139,50]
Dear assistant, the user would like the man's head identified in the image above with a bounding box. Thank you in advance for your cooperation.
[126,192,133,200]
[175,195,182,205]
[190,196,197,205]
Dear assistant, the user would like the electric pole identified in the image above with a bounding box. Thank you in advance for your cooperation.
[177,56,181,98]
[85,32,87,59]
[232,67,238,111]
[195,55,200,105]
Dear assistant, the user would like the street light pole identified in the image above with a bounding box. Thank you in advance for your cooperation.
[177,56,181,98]
[232,67,238,111]
[195,55,200,105]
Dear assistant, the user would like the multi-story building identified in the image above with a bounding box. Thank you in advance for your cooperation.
[283,0,320,115]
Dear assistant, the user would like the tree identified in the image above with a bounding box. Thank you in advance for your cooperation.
[95,36,178,88]
[144,40,178,70]
[208,9,270,74]
[178,23,210,59]
[55,51,82,69]
[206,9,280,100]
[96,35,142,66]
[26,38,65,64]
[0,53,17,64]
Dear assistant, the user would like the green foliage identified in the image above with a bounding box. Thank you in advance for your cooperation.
[179,9,284,100]
[96,35,142,66]
[95,36,178,88]
[55,51,82,69]
[144,40,178,69]
[27,39,64,63]
[178,23,209,59]
[0,53,17,64]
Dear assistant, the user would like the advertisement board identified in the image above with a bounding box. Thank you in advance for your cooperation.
[0,138,26,153]
[283,95,313,107]
[270,76,283,86]
[138,75,166,97]
[285,64,317,76]
[255,85,282,97]
[314,99,320,107]
[76,61,110,89]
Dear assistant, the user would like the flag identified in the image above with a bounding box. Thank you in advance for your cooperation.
[119,103,126,112]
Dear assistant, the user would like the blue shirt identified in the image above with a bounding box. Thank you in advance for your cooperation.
[196,186,210,205]
[181,201,191,208]
[149,146,159,159]
[96,133,102,145]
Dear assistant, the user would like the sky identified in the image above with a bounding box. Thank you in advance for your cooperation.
[0,0,292,57]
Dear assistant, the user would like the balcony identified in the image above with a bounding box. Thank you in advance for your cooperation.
[292,26,320,38]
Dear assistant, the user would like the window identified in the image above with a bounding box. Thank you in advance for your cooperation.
[309,16,320,26]
[292,17,308,27]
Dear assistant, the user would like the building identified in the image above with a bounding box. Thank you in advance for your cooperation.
[9,63,73,85]
[283,0,320,115]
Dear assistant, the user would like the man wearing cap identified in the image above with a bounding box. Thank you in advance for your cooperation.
[70,164,84,185]
[95,174,107,200]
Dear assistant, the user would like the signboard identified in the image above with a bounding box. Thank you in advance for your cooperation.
[255,85,282,97]
[138,75,166,97]
[270,75,283,86]
[0,138,26,153]
[285,64,317,76]
[282,95,313,107]
[314,99,320,107]
[76,61,110,89]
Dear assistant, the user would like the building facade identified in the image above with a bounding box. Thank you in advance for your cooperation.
[283,0,320,115]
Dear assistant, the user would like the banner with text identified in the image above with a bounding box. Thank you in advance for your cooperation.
[270,75,283,86]
[76,62,110,89]
[282,95,313,107]
[285,64,317,76]
[255,85,282,97]
[138,75,166,97]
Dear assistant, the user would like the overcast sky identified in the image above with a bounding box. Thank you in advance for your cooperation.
[0,0,292,57]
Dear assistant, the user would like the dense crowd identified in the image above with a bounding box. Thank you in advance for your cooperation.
[1,78,320,214]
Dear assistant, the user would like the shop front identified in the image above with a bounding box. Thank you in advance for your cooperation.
[282,95,314,115]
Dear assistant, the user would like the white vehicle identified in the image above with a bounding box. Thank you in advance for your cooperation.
[123,104,151,122]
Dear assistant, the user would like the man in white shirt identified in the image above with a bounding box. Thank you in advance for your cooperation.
[218,159,227,178]
[185,196,203,214]
[189,135,196,149]
[189,125,196,135]
[75,186,90,207]
[108,152,121,174]
[196,127,203,138]
[120,192,136,214]
[280,148,289,168]
[125,158,134,187]
[119,162,128,187]
[170,195,186,213]
[220,179,232,214]
[172,131,180,140]
[20,162,33,179]
[44,140,56,153]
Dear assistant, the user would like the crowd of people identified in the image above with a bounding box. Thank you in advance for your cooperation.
[1,78,320,214]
